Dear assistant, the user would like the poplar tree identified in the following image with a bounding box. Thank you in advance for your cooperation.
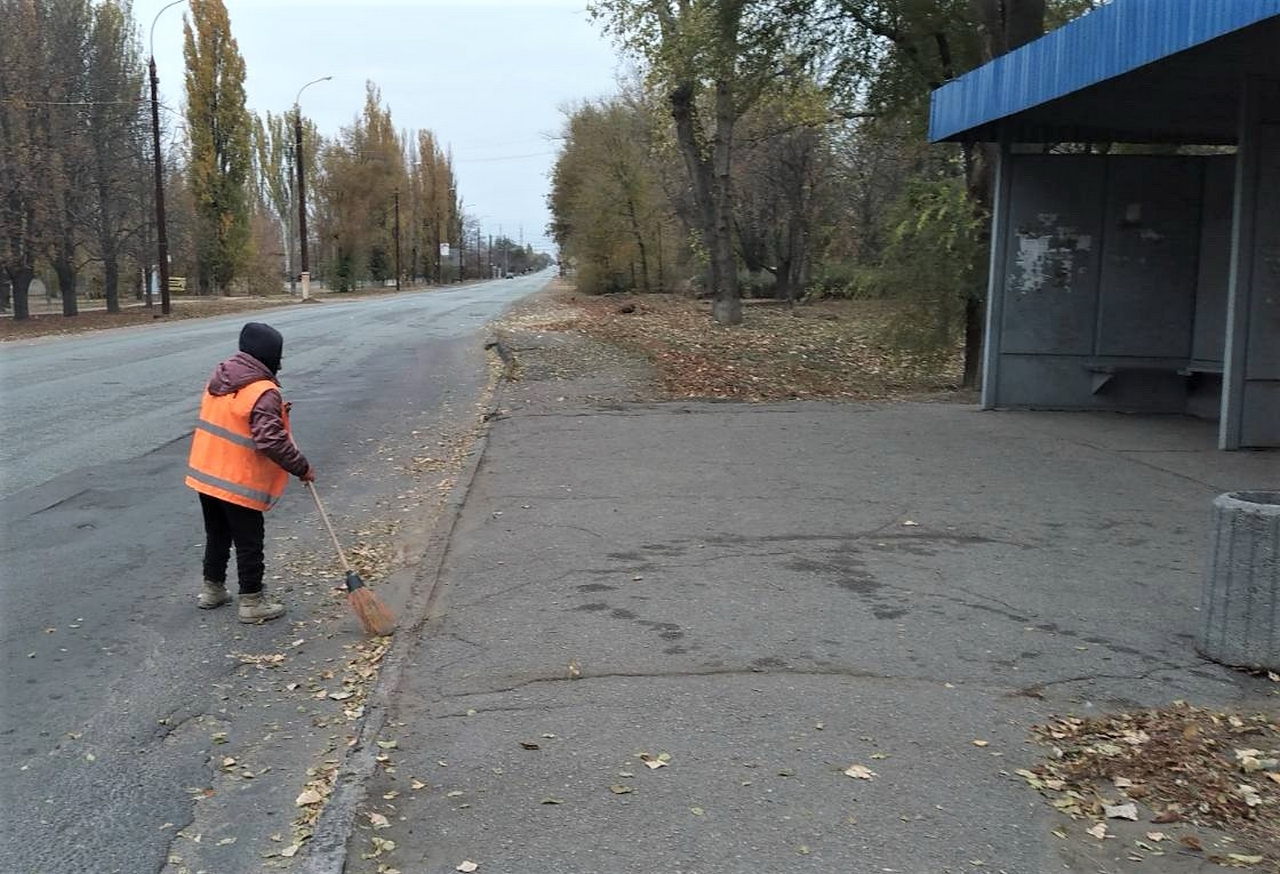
[183,0,251,295]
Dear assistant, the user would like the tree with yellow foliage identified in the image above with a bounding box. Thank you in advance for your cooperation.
[183,0,251,295]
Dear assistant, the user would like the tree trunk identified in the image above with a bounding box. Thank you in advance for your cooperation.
[969,0,1046,57]
[623,198,651,293]
[775,259,791,304]
[103,257,120,314]
[710,79,741,325]
[7,268,33,320]
[53,256,78,317]
[669,83,720,300]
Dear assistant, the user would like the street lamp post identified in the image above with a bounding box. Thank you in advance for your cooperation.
[456,195,464,281]
[393,188,401,292]
[294,76,332,301]
[149,0,186,316]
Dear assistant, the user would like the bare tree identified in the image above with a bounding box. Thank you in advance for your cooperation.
[0,0,47,320]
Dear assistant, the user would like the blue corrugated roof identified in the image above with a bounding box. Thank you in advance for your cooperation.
[929,0,1280,142]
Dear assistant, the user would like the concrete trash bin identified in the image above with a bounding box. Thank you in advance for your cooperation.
[1196,491,1280,671]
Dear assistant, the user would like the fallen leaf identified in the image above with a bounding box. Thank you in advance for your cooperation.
[1152,809,1182,824]
[361,837,396,860]
[689,806,704,816]
[1179,835,1203,852]
[410,779,426,790]
[540,797,565,805]
[446,790,464,798]
[457,861,478,872]
[1227,854,1264,866]
[844,764,876,780]
[519,741,540,750]
[609,784,633,795]
[376,740,398,750]
[328,691,355,701]
[640,753,667,769]
[368,812,390,829]
[1104,802,1139,821]
[217,836,236,846]
[296,789,323,806]
[281,844,300,858]
[1145,832,1166,842]
[972,740,989,747]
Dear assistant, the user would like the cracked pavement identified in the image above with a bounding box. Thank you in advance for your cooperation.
[339,332,1277,874]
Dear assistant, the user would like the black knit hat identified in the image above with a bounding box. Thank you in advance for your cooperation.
[239,322,283,374]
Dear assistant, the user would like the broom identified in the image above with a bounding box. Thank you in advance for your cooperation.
[305,482,397,635]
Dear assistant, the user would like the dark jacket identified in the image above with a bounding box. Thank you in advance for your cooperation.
[206,351,310,477]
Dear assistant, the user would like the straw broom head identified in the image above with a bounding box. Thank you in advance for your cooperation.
[346,570,396,636]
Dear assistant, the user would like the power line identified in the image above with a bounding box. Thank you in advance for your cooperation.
[455,151,556,163]
[0,98,144,107]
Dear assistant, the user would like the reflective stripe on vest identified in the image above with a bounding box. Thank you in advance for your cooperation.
[185,379,290,511]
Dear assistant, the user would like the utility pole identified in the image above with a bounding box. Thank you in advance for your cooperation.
[148,0,186,316]
[394,188,401,291]
[488,234,493,278]
[457,197,464,281]
[294,76,331,301]
[286,142,297,296]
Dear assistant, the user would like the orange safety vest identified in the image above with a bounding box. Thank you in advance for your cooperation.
[185,379,290,511]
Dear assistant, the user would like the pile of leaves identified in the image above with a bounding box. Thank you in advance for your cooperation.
[1021,702,1280,865]
[531,291,965,402]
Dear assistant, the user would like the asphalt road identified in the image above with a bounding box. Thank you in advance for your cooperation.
[0,274,544,874]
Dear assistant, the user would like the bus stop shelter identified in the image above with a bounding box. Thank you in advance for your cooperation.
[929,0,1280,449]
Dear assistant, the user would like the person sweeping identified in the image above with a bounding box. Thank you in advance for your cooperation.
[186,322,314,623]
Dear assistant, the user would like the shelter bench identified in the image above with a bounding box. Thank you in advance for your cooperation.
[1085,361,1223,394]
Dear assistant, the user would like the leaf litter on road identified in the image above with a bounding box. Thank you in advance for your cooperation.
[1018,702,1279,863]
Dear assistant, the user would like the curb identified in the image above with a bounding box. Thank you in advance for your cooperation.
[296,390,498,873]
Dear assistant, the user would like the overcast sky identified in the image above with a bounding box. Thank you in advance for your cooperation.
[137,0,628,254]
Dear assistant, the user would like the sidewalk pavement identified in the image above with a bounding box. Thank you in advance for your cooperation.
[329,333,1277,874]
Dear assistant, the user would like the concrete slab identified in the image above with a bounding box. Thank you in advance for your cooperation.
[340,397,1277,874]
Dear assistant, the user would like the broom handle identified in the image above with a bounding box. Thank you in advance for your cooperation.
[305,481,352,573]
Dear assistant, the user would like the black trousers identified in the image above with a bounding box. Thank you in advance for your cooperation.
[199,493,265,594]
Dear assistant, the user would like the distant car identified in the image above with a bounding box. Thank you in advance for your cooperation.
[504,272,515,279]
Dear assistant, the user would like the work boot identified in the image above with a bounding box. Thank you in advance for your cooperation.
[198,580,233,610]
[238,591,285,624]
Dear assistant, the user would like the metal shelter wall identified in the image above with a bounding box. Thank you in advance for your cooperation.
[981,131,1279,449]
[984,153,1229,415]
